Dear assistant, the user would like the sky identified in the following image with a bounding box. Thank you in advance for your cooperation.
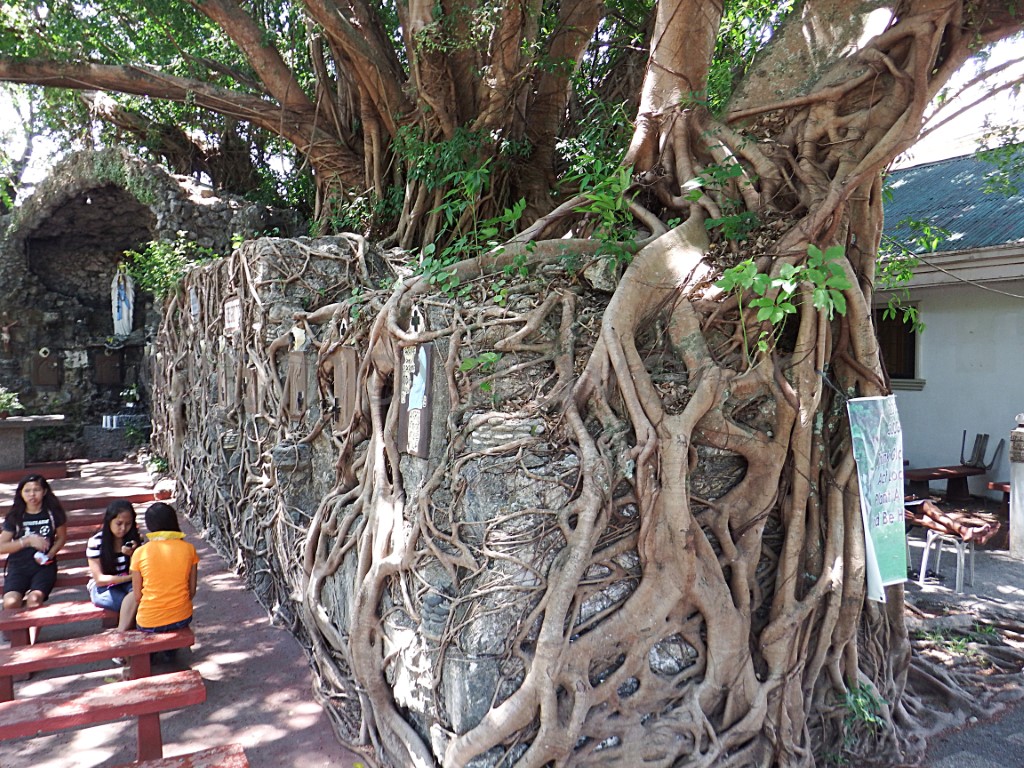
[894,37,1024,169]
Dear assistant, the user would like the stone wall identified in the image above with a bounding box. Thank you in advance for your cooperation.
[0,148,303,460]
[148,236,378,663]
[148,236,606,767]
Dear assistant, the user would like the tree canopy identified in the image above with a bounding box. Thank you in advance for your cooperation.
[1,1,1021,240]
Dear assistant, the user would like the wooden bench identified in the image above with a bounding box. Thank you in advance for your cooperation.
[54,563,93,589]
[0,627,195,701]
[60,529,96,545]
[0,669,205,762]
[66,521,144,539]
[0,539,89,566]
[65,509,128,527]
[988,480,1010,515]
[0,601,117,647]
[112,743,249,768]
[60,492,157,509]
[905,465,986,502]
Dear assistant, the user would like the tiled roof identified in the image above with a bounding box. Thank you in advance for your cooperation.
[883,150,1024,253]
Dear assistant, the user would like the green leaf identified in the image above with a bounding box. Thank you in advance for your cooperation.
[779,263,800,279]
[825,274,853,290]
[830,291,847,316]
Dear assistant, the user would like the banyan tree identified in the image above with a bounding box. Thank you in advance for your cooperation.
[3,0,1024,765]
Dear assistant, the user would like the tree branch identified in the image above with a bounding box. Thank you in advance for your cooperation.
[184,0,315,113]
[0,58,364,186]
[303,0,412,138]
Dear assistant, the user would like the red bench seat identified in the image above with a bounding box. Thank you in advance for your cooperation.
[0,539,89,567]
[54,564,93,590]
[112,743,249,768]
[905,465,986,501]
[0,669,205,761]
[0,627,195,701]
[0,601,117,647]
[988,480,1011,516]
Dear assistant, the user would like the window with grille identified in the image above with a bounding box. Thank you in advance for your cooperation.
[875,308,917,380]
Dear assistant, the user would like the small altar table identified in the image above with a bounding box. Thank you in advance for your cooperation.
[0,415,65,471]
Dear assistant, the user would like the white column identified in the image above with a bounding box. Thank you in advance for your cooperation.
[1010,413,1024,559]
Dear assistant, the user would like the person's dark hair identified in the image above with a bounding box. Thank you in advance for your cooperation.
[7,474,66,534]
[145,502,181,533]
[98,499,140,575]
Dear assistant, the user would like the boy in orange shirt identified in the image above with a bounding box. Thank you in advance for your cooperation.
[118,502,199,633]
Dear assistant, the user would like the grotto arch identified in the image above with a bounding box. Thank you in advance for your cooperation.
[0,147,303,460]
[24,183,156,338]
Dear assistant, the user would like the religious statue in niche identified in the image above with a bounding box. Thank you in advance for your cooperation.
[111,266,135,339]
[397,307,433,459]
[0,315,17,355]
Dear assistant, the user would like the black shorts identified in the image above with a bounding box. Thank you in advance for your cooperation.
[3,558,58,599]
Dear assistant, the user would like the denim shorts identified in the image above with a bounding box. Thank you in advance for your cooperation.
[137,616,193,633]
[89,581,131,612]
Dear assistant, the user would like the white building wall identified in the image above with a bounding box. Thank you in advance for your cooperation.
[893,281,1024,497]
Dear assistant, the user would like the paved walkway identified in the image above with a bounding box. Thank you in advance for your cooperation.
[0,462,365,768]
[907,531,1024,767]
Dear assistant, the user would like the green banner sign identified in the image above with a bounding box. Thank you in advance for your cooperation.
[847,395,907,602]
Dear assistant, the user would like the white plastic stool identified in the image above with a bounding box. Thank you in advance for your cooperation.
[917,529,974,594]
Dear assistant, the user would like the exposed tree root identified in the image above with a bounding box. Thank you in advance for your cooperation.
[149,3,1024,767]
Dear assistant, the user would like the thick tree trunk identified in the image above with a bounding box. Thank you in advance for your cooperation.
[300,3,1024,767]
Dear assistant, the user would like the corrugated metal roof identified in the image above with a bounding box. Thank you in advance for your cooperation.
[883,151,1024,253]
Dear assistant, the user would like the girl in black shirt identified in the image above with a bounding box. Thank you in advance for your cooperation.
[1,474,67,609]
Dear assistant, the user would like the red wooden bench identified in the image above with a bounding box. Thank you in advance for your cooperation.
[65,510,130,527]
[59,520,140,539]
[0,627,195,701]
[112,743,250,768]
[60,492,157,510]
[60,503,146,529]
[905,465,986,502]
[988,480,1010,515]
[62,528,98,544]
[0,601,118,647]
[0,539,89,566]
[0,669,205,762]
[54,564,93,589]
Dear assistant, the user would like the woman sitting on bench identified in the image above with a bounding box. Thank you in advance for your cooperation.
[0,475,67,610]
[86,500,142,626]
[118,502,199,634]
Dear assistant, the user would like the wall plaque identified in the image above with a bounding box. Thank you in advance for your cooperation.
[330,347,359,433]
[283,350,308,420]
[223,297,241,335]
[397,308,433,458]
[94,349,124,385]
[31,351,61,388]
[1011,428,1024,464]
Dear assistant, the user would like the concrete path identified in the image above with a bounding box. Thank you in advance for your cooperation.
[906,533,1024,767]
[0,462,366,768]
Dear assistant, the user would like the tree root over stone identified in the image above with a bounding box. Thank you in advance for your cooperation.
[149,3,1024,762]
[153,223,1024,768]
